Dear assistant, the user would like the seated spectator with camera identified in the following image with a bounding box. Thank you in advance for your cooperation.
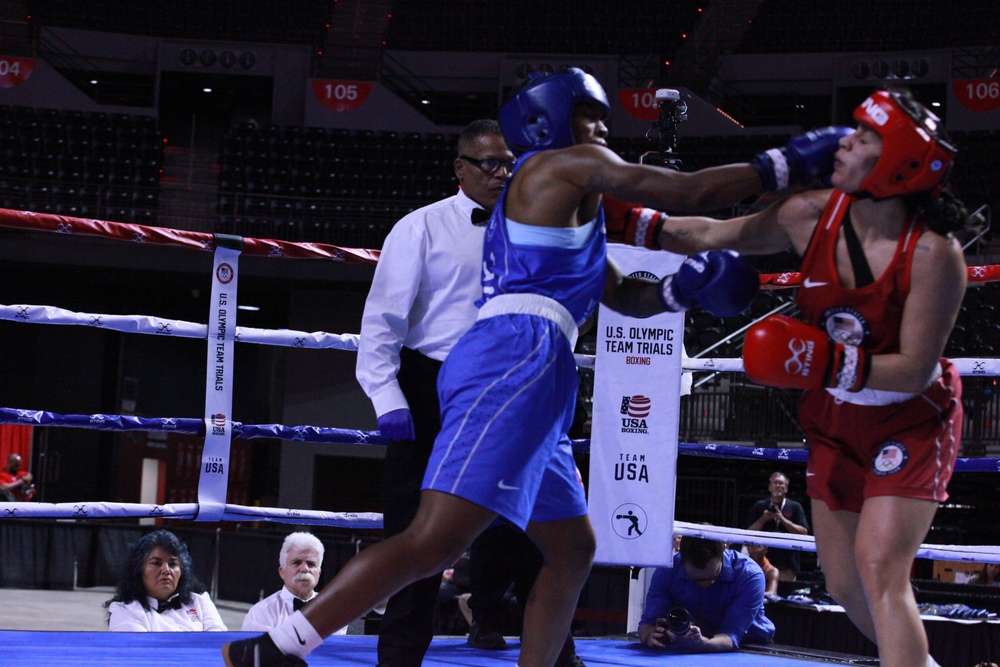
[638,536,774,653]
[746,471,809,582]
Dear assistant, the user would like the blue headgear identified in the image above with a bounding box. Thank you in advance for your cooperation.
[499,67,611,153]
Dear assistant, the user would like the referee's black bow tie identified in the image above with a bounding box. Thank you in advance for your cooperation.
[471,208,491,226]
[156,595,184,613]
[293,597,309,611]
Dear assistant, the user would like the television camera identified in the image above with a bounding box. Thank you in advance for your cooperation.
[640,88,689,169]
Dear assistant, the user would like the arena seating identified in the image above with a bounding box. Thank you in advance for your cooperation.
[382,0,705,58]
[952,130,1000,228]
[215,123,458,246]
[5,102,998,265]
[0,104,162,223]
[25,0,331,48]
[28,0,997,58]
[740,0,999,53]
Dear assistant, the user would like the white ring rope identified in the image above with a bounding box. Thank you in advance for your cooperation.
[4,500,997,565]
[0,304,361,351]
[5,303,1000,378]
[673,521,1000,565]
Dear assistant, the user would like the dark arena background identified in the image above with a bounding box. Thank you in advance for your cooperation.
[1,1,999,665]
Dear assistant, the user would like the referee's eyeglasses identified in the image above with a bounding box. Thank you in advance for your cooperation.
[459,155,516,175]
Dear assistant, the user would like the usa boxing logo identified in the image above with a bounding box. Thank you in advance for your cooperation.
[873,441,909,476]
[210,413,227,436]
[621,395,651,417]
[620,395,651,434]
[784,338,814,377]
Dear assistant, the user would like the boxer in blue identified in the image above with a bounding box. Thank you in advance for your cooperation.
[224,68,844,667]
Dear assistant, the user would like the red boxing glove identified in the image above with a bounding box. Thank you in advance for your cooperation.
[603,195,667,250]
[742,315,870,392]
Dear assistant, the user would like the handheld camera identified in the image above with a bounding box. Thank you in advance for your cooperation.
[666,607,691,635]
[640,88,688,169]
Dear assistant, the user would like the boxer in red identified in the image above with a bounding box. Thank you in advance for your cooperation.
[647,88,971,667]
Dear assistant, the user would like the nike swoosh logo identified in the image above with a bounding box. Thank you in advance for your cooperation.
[802,278,827,288]
[497,479,520,491]
[294,627,306,645]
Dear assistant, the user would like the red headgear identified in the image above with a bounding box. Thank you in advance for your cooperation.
[852,90,956,199]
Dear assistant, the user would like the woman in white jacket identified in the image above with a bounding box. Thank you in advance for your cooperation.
[105,529,227,632]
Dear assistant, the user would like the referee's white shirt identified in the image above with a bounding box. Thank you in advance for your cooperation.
[356,189,486,417]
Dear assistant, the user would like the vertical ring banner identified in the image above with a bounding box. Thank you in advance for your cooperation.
[196,245,240,521]
[589,245,685,567]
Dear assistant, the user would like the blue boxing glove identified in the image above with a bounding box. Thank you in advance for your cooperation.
[377,408,415,442]
[659,250,759,317]
[751,126,852,191]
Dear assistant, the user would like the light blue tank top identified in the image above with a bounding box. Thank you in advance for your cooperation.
[477,151,607,326]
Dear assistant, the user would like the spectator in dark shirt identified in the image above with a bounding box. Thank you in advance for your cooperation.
[746,472,809,581]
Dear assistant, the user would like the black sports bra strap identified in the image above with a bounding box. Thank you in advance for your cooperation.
[842,210,874,288]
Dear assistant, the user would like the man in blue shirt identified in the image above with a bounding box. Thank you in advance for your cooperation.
[639,536,775,653]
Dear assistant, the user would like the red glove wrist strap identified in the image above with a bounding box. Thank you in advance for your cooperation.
[826,343,871,392]
[626,208,667,250]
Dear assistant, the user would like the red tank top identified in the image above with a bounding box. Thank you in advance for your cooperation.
[794,190,923,355]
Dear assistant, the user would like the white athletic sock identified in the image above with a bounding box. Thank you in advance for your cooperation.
[268,610,324,658]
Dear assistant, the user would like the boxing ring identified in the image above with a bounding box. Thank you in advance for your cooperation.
[1,208,999,666]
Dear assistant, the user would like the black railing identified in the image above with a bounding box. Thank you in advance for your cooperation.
[961,376,1000,455]
[677,377,1000,454]
[679,382,805,446]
